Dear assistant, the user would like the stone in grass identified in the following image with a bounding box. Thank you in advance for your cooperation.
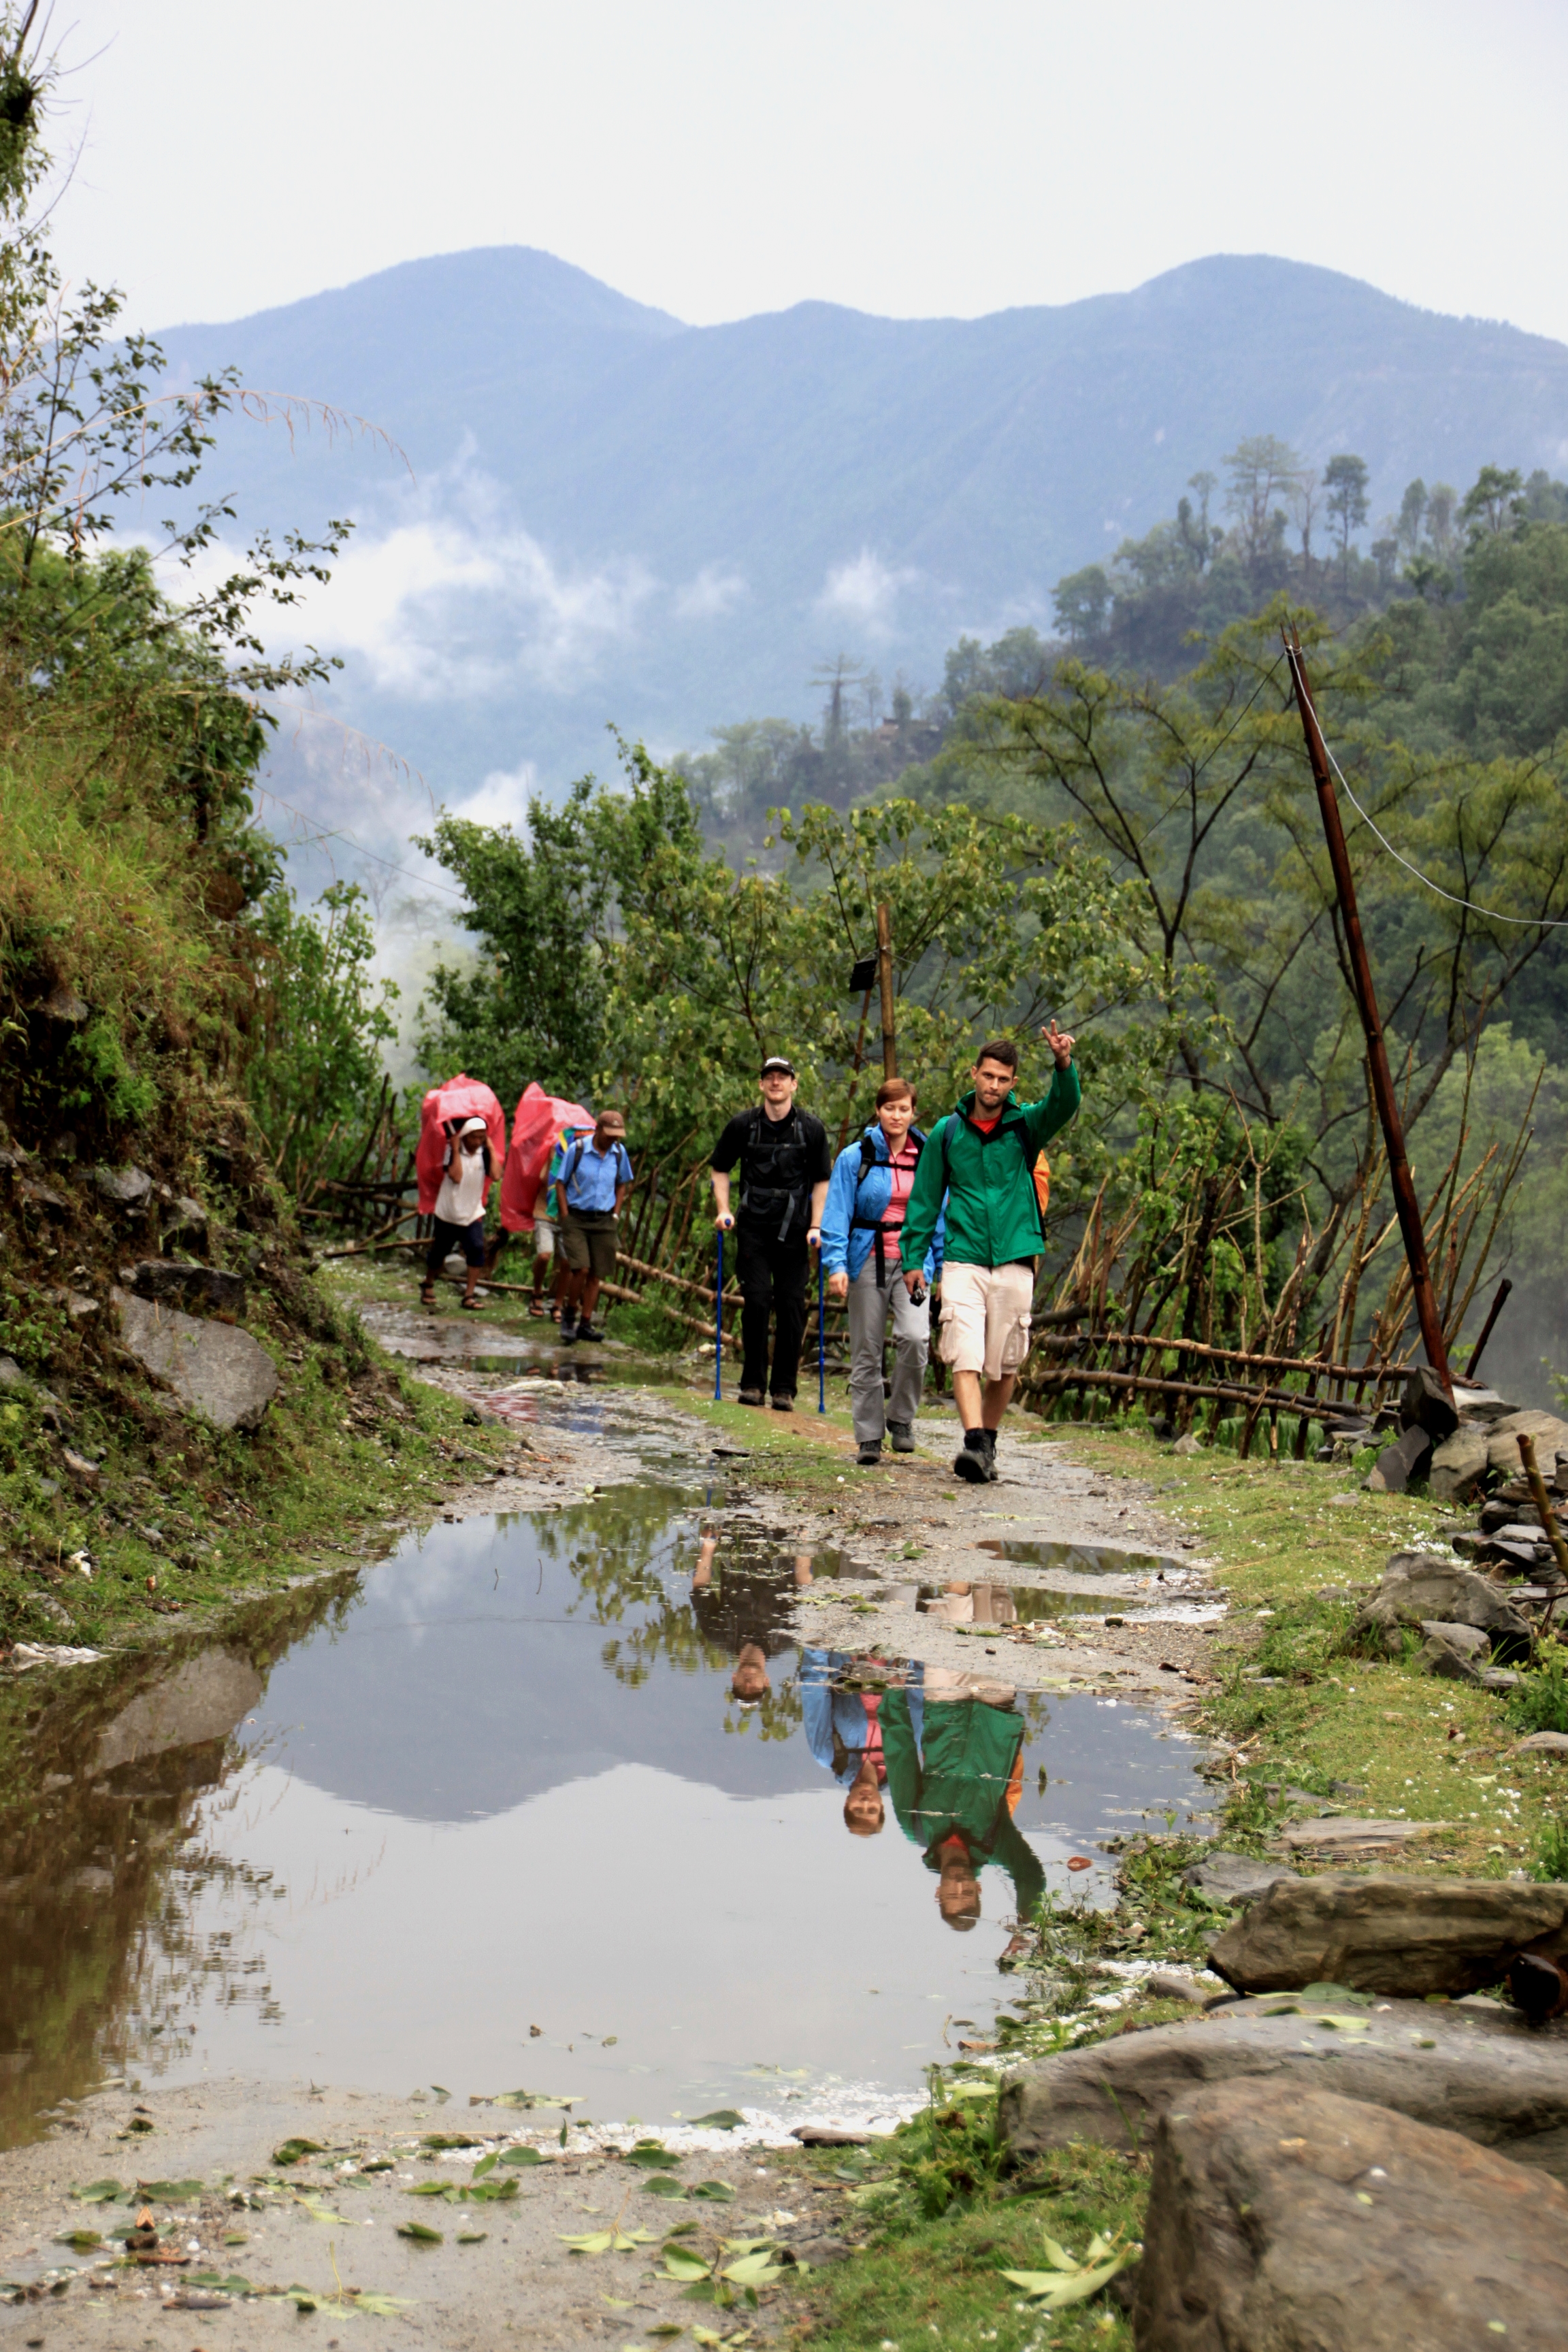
[111,1285,278,1432]
[1516,1731,1568,1756]
[1354,1554,1532,1642]
[1143,1970,1211,2004]
[1487,1409,1568,1474]
[1365,1423,1431,1494]
[1132,2078,1568,2349]
[1428,1426,1492,1503]
[127,1260,246,1316]
[1207,1872,1568,1999]
[91,1163,153,1208]
[996,1991,1568,2178]
[1278,1816,1456,1860]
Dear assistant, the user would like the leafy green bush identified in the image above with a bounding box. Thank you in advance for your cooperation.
[1509,1642,1568,1735]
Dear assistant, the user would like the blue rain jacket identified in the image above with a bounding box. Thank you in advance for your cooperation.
[819,1124,945,1285]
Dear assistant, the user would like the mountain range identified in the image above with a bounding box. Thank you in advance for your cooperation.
[148,246,1568,866]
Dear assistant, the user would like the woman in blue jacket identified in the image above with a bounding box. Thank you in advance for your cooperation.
[819,1078,945,1466]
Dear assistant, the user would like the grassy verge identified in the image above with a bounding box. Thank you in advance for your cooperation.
[789,2089,1141,2349]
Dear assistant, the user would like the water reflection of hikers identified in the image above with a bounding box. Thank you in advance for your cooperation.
[689,1533,811,1704]
[710,1056,832,1411]
[821,1077,945,1467]
[802,1649,925,1837]
[880,1671,1043,1939]
[420,1117,493,1311]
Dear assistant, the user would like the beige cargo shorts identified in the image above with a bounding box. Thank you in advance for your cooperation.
[936,1260,1034,1381]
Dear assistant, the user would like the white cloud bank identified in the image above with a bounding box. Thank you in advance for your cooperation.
[815,549,920,639]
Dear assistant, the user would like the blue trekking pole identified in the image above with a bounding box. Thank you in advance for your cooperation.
[715,1229,724,1402]
[817,1258,826,1414]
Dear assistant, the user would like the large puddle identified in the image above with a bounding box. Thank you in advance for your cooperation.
[0,1480,1211,2151]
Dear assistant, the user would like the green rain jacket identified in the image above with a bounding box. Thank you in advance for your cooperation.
[880,1687,1045,1920]
[897,1064,1081,1277]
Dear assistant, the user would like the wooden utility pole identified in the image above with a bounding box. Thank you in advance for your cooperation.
[1283,628,1452,1398]
[876,902,897,1079]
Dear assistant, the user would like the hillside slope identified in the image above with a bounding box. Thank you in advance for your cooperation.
[151,247,1568,821]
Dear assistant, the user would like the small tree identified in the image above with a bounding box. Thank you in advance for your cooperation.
[1323,453,1370,589]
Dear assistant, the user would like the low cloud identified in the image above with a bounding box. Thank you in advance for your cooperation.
[815,549,919,638]
[451,760,538,830]
[675,563,748,620]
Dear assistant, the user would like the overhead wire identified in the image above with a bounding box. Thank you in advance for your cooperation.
[1313,721,1568,931]
[252,785,470,902]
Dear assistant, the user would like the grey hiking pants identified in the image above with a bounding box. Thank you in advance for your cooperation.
[847,1257,930,1445]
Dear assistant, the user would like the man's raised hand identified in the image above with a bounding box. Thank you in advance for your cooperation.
[1042,1017,1075,1070]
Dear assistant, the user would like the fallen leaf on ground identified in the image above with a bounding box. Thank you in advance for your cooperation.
[272,2138,324,2166]
[1001,2230,1139,2309]
[688,2110,745,2129]
[397,2221,443,2244]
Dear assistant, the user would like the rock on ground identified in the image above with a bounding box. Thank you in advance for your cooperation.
[1354,1553,1532,1642]
[1428,1426,1492,1502]
[1182,1853,1299,1906]
[111,1284,278,1431]
[1207,1872,1568,1997]
[998,1993,1568,2178]
[1132,2077,1568,2349]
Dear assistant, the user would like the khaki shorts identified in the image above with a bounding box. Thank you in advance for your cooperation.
[533,1211,555,1260]
[937,1260,1034,1381]
[560,1209,619,1281]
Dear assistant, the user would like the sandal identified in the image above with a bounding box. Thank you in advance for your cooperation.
[419,1281,438,1307]
[459,1295,483,1311]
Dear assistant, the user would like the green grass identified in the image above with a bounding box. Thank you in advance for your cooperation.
[794,2104,1141,2349]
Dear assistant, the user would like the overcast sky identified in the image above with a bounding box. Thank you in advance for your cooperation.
[42,0,1568,344]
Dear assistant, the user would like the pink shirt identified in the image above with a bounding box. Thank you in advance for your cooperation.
[880,1135,921,1232]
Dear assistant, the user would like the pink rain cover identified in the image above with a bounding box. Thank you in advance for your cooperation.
[500,1081,594,1233]
[415,1075,507,1213]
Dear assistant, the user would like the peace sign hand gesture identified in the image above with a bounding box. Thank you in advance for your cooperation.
[1042,1018,1075,1070]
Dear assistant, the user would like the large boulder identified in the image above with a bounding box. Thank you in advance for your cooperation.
[1354,1552,1532,1642]
[1428,1426,1492,1503]
[111,1285,278,1431]
[1207,1872,1568,1997]
[1488,1409,1568,1475]
[997,1993,1568,2178]
[1400,1363,1459,1443]
[1132,2078,1568,2349]
[93,1648,263,1775]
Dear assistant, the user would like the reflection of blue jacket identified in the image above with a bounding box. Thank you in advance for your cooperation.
[819,1125,945,1284]
[802,1649,924,1788]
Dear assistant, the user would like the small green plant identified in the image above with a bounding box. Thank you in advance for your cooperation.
[1533,1813,1568,1883]
[1509,1643,1568,1737]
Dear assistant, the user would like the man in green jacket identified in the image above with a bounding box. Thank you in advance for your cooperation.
[898,1025,1079,1485]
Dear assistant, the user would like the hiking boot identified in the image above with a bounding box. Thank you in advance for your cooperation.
[953,1431,990,1484]
[558,1313,578,1343]
[575,1320,606,1342]
[887,1420,915,1454]
[736,1387,766,1408]
[856,1439,883,1467]
[770,1393,796,1412]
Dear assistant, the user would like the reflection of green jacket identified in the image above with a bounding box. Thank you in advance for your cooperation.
[881,1688,1044,1920]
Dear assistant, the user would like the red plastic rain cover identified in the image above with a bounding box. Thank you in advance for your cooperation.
[415,1075,507,1213]
[499,1081,593,1233]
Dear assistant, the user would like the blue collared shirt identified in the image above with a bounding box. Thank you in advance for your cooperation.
[553,1133,633,1211]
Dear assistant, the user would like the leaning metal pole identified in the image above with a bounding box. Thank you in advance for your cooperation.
[1283,627,1453,1399]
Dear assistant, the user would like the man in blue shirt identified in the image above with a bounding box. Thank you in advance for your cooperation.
[552,1107,633,1342]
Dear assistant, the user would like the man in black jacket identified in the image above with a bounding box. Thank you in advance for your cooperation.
[710,1056,831,1409]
